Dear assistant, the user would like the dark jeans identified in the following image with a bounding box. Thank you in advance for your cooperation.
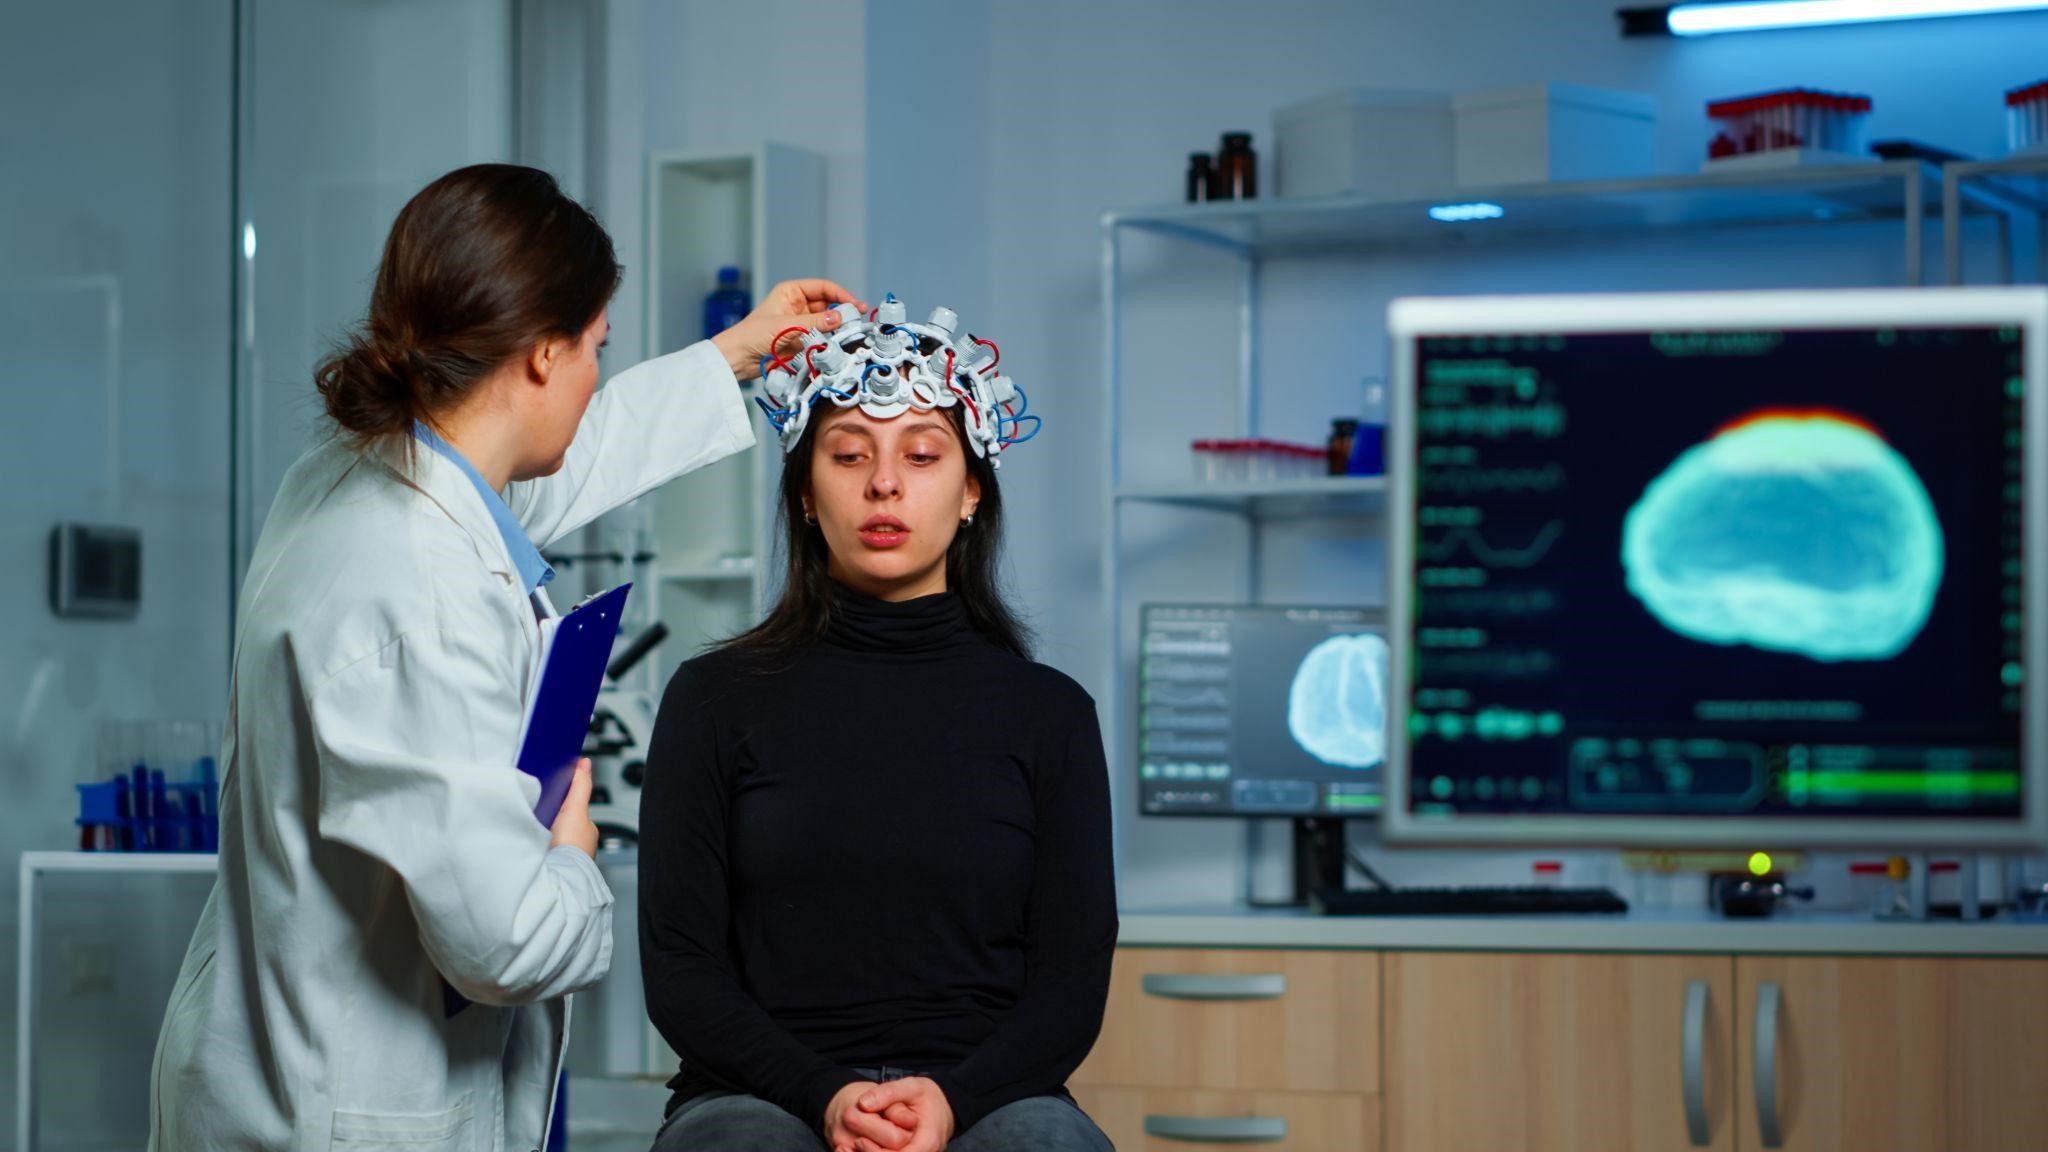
[650,1067,1114,1152]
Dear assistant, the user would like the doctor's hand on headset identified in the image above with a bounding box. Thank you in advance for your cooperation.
[709,278,868,381]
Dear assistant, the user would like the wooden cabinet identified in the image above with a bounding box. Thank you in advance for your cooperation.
[1069,1087,1377,1151]
[1382,952,1735,1152]
[1735,956,2048,1152]
[1071,948,1380,1149]
[1076,942,2048,1152]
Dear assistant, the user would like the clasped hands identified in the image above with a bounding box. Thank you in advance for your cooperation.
[823,1076,955,1152]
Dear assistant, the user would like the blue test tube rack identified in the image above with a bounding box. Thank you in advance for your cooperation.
[76,755,218,853]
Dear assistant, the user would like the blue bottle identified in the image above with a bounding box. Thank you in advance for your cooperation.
[703,266,750,340]
[1347,378,1388,476]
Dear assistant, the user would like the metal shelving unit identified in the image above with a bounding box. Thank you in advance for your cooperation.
[655,557,758,584]
[1108,159,1953,274]
[1115,476,1388,519]
[1945,152,2048,284]
[1100,160,1963,880]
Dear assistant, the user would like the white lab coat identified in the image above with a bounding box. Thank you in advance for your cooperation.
[147,341,753,1152]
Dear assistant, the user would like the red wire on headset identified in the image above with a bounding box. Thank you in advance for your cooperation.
[803,342,829,376]
[972,336,1001,376]
[763,326,812,375]
[942,348,982,427]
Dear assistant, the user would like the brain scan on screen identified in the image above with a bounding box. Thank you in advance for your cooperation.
[1621,410,1944,663]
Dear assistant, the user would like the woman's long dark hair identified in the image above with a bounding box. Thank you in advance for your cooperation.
[718,403,1033,663]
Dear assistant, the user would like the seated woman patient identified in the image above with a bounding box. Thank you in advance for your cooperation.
[638,297,1117,1152]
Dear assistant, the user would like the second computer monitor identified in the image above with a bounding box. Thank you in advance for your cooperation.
[1139,604,1388,817]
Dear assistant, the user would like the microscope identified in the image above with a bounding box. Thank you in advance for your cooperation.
[582,621,666,848]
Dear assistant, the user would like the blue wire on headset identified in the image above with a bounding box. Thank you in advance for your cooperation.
[1001,415,1043,445]
[880,323,928,351]
[996,383,1033,437]
[806,382,854,409]
[999,383,1041,445]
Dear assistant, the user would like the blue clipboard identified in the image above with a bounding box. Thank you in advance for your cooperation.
[518,582,632,826]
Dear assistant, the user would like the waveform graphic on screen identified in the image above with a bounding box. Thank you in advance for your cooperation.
[1622,410,1944,662]
[1288,633,1391,768]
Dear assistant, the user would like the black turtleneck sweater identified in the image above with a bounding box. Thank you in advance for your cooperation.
[637,586,1118,1135]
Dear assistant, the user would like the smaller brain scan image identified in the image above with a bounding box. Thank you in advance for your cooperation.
[1288,632,1391,767]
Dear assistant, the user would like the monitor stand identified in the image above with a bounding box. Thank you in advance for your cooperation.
[1244,817,1357,908]
[1285,817,1349,907]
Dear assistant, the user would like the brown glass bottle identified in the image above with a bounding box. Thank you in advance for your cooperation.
[1186,153,1213,202]
[1328,418,1358,476]
[1211,132,1257,200]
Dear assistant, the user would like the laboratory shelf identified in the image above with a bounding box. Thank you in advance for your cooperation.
[638,144,821,682]
[1107,159,1953,265]
[1946,152,2048,213]
[656,557,756,583]
[1943,151,2048,284]
[1115,477,1387,519]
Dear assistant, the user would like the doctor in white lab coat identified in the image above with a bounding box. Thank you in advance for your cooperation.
[147,164,859,1152]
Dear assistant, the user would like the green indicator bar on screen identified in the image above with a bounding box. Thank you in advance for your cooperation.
[1327,793,1385,811]
[1787,771,2021,796]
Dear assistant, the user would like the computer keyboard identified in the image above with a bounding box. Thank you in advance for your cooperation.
[1311,885,1629,916]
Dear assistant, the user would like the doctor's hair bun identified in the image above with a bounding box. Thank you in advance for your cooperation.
[316,162,622,446]
[315,334,440,439]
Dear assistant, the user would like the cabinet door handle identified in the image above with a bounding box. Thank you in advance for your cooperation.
[1143,1115,1287,1143]
[1682,980,1711,1147]
[1754,981,1784,1149]
[1141,973,1287,1001]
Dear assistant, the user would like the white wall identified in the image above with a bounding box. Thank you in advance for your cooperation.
[240,0,517,568]
[867,0,2048,907]
[0,2,234,1146]
[622,0,868,368]
[865,0,989,330]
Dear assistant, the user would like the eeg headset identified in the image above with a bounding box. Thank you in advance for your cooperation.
[753,294,1039,465]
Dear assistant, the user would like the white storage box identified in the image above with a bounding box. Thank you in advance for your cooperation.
[1273,88,1453,200]
[1454,82,1657,186]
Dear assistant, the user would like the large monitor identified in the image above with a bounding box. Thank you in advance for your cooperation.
[1384,288,2048,849]
[1138,604,1388,818]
